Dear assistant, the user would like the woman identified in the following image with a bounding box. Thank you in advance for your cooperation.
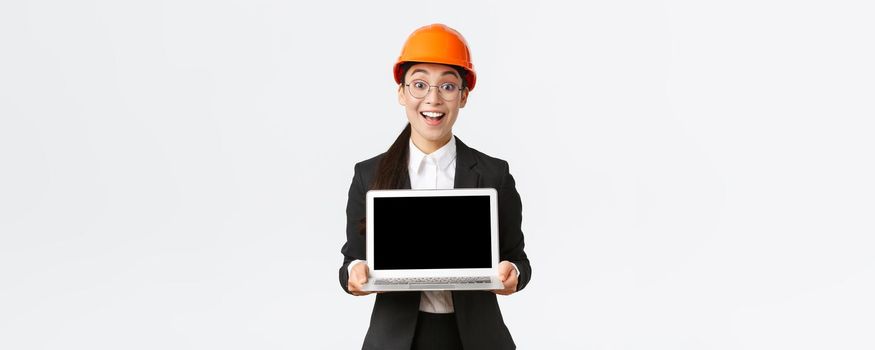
[338,23,532,350]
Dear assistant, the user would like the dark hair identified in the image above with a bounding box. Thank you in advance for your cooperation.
[370,62,467,190]
[370,123,412,190]
[358,62,468,234]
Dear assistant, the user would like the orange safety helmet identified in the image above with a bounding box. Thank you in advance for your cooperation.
[393,23,477,91]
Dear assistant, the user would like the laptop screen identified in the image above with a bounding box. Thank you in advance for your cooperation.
[373,195,492,270]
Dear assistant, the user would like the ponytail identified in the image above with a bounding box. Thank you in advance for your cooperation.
[358,124,411,235]
[371,123,411,190]
[358,61,466,233]
[368,61,465,191]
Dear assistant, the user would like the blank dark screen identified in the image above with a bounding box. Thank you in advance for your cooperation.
[373,195,491,270]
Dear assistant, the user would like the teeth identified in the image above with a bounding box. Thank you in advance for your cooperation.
[421,111,445,118]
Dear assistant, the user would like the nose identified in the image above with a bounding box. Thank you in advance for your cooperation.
[424,86,442,105]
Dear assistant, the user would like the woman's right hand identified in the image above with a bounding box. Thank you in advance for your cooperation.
[347,261,374,296]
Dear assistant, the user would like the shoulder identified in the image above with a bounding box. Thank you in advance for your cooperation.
[456,137,510,177]
[352,152,386,185]
[354,152,385,173]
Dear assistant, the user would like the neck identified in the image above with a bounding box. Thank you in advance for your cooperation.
[411,134,451,154]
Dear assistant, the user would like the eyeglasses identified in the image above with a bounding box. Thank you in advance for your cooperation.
[404,79,462,101]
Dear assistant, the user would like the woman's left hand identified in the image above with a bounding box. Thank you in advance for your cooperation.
[494,261,518,295]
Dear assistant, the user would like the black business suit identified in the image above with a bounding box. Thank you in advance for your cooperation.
[339,137,532,350]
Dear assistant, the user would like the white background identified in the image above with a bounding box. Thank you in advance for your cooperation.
[2,1,874,349]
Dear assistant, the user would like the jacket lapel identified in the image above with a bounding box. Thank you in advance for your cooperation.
[453,136,480,189]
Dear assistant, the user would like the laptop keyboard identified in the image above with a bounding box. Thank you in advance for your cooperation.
[374,276,492,285]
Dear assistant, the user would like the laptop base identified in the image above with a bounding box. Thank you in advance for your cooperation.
[362,279,504,292]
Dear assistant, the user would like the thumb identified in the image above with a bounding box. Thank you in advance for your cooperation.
[360,266,369,283]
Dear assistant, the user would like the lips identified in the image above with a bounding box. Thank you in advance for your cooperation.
[420,111,445,126]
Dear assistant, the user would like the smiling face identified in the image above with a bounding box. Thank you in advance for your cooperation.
[398,63,468,154]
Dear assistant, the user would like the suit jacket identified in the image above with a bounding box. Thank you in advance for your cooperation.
[338,137,532,350]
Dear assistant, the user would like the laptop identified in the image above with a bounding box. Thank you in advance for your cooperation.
[361,188,505,291]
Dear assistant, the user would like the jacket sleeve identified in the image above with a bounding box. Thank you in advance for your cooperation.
[338,162,367,294]
[498,161,533,292]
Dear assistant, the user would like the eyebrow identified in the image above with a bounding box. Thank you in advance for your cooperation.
[410,69,461,79]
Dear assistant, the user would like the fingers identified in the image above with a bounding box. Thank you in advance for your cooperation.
[493,261,518,296]
[347,262,372,296]
[348,278,370,296]
[494,278,517,295]
[499,261,514,282]
[494,276,517,295]
[497,261,509,281]
[506,269,518,290]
